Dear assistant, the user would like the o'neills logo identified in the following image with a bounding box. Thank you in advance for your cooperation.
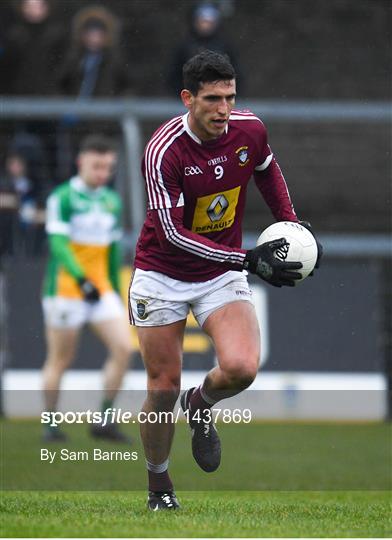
[208,155,227,166]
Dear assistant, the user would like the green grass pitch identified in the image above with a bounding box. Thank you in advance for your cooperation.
[1,490,390,537]
[1,419,391,537]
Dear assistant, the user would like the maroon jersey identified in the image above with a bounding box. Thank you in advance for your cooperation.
[134,110,298,282]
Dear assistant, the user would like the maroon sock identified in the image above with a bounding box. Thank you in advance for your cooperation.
[148,470,173,492]
[189,384,215,413]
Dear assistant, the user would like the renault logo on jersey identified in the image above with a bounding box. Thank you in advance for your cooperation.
[207,194,229,222]
[185,165,203,176]
[235,146,250,167]
[191,186,241,234]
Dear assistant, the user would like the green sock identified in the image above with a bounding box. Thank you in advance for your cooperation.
[44,413,60,434]
[101,398,114,413]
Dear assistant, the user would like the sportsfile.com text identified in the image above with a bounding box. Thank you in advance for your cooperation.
[41,407,252,427]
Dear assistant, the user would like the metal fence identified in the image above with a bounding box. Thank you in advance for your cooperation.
[2,97,391,237]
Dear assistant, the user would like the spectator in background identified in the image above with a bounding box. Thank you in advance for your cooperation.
[7,0,66,95]
[56,5,132,181]
[0,151,45,256]
[8,133,49,198]
[5,0,67,195]
[4,151,36,213]
[58,5,132,97]
[167,2,242,96]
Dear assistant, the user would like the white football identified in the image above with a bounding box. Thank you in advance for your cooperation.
[256,221,317,283]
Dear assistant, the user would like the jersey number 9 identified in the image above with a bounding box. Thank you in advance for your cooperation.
[214,165,224,180]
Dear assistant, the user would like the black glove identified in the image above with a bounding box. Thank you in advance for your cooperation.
[78,277,100,303]
[244,238,303,287]
[299,221,323,269]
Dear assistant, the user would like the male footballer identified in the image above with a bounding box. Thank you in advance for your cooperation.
[42,135,132,442]
[129,51,322,509]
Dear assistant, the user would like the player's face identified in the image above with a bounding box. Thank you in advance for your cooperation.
[182,79,236,141]
[77,151,117,188]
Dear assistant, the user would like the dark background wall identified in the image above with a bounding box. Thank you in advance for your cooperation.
[84,0,389,99]
[244,120,391,233]
[0,0,390,99]
[5,257,384,373]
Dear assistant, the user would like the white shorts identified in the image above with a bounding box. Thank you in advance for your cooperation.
[129,269,253,327]
[42,292,126,329]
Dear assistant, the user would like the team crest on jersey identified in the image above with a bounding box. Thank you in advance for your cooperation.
[235,146,250,167]
[136,299,148,320]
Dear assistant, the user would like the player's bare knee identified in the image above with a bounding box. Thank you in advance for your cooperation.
[223,362,258,389]
[45,355,73,373]
[111,341,132,363]
[147,373,181,407]
[149,374,181,395]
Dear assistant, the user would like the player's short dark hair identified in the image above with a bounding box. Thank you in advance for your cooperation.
[79,135,117,154]
[183,50,236,95]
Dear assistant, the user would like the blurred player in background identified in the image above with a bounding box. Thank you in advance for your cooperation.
[42,135,132,442]
[129,50,322,509]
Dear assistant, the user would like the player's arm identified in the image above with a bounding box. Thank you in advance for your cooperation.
[151,208,302,287]
[254,150,298,223]
[150,206,247,267]
[107,195,123,294]
[45,191,100,301]
[108,241,121,293]
[253,129,323,268]
[48,233,84,279]
[48,234,100,301]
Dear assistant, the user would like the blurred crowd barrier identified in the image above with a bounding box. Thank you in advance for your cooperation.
[1,97,390,244]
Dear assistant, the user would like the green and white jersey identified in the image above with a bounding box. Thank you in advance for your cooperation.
[44,176,122,299]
